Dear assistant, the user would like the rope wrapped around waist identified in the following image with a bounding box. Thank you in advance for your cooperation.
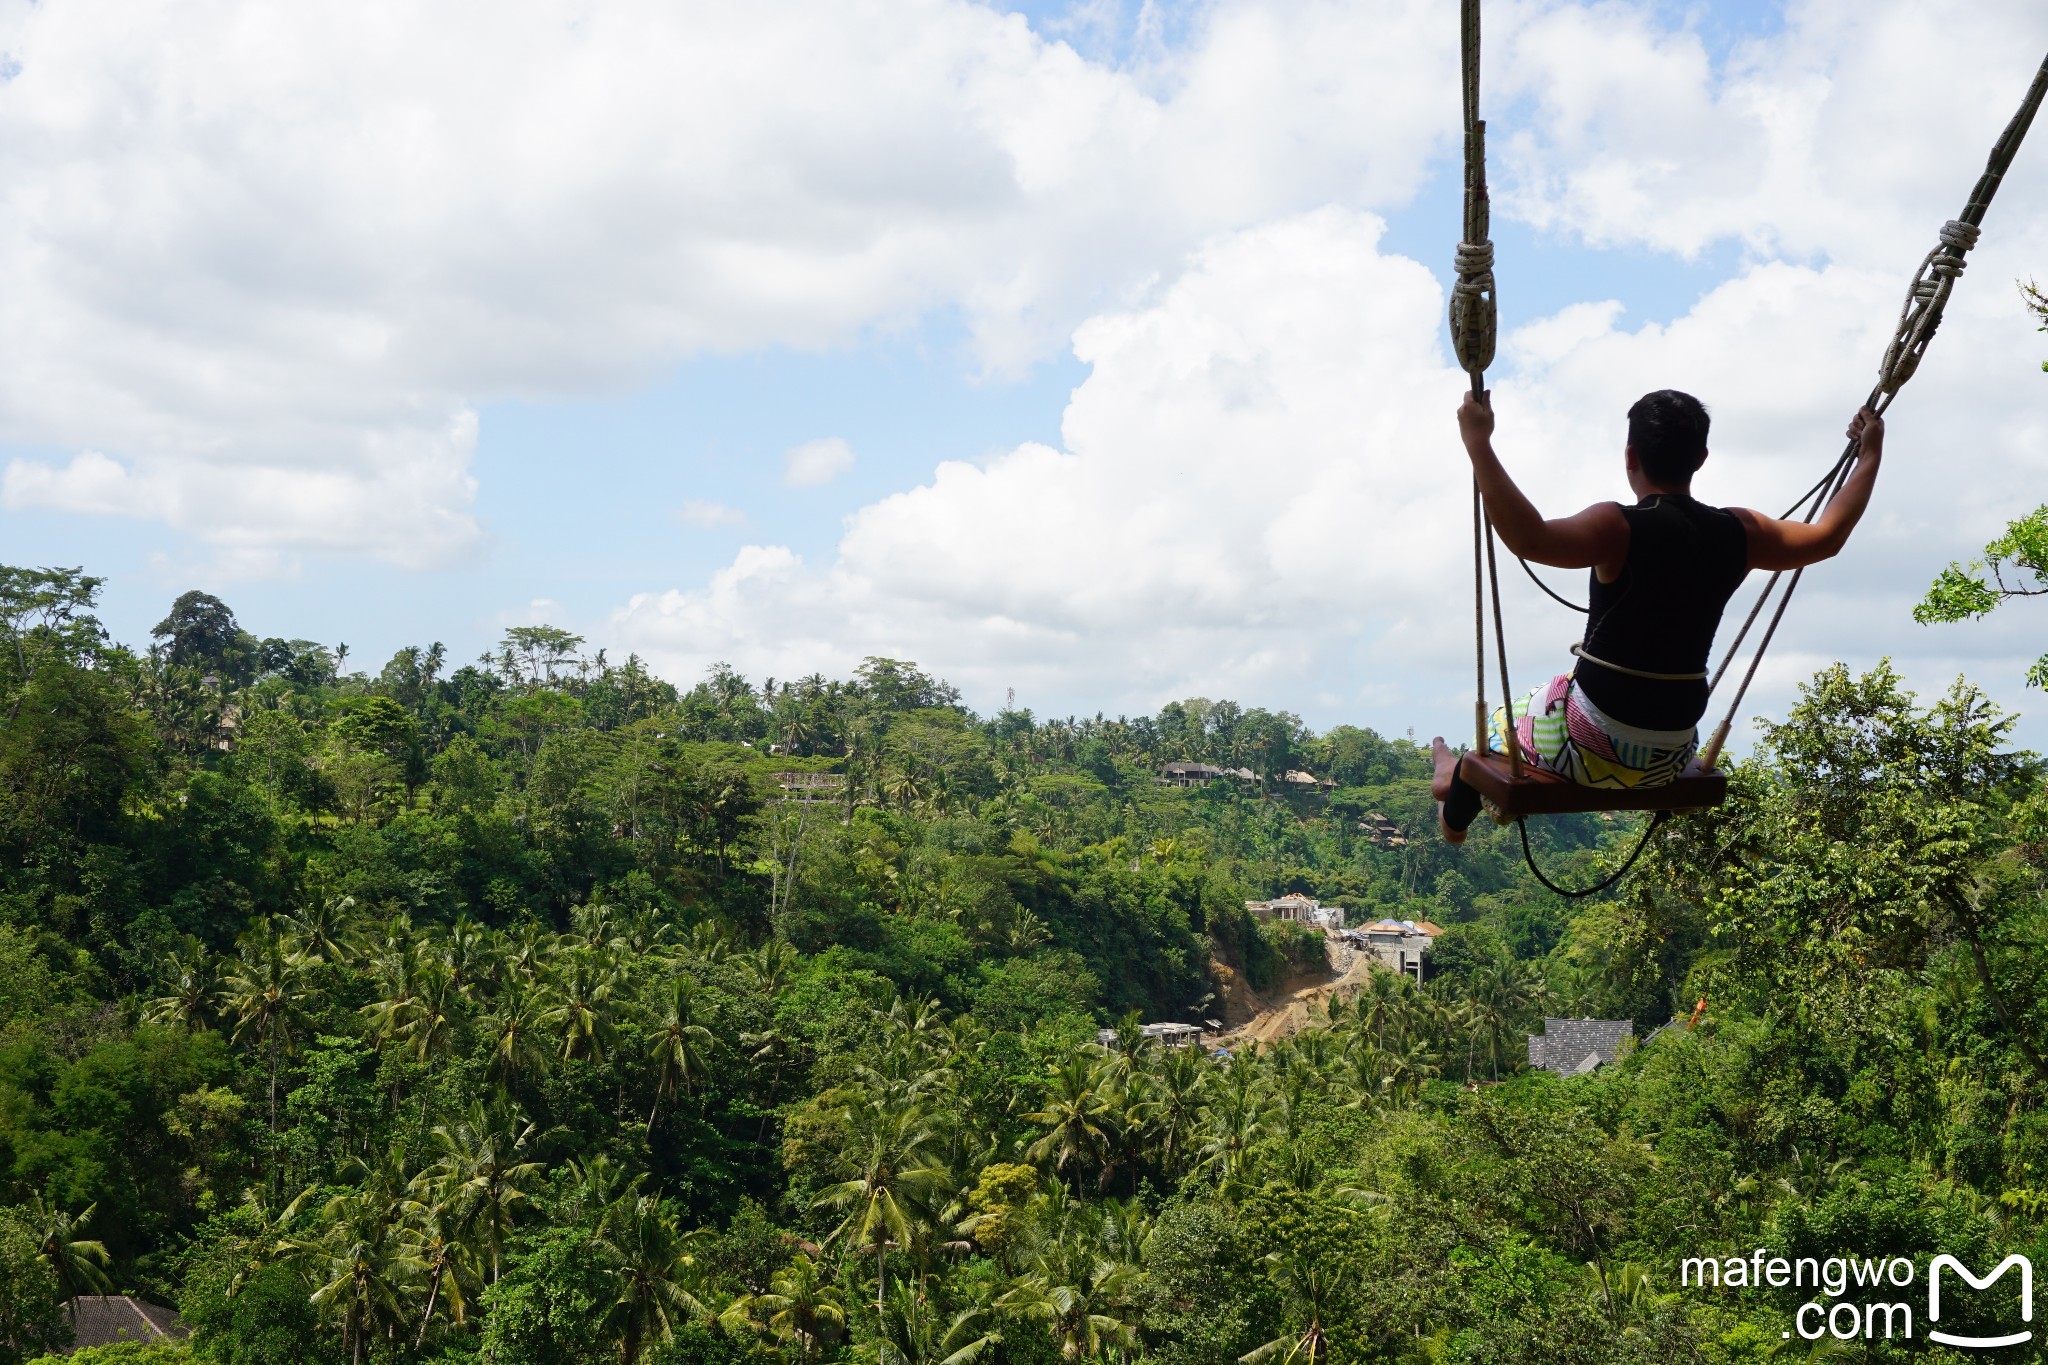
[1570,642,1708,683]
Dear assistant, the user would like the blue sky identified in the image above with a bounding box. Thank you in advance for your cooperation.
[2,0,2044,745]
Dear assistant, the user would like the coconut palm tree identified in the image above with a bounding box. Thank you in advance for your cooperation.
[741,939,800,997]
[26,1195,110,1310]
[644,976,713,1134]
[480,975,546,1088]
[864,1280,1000,1365]
[1352,968,1410,1053]
[281,894,358,966]
[435,914,492,990]
[143,941,216,1032]
[541,952,619,1063]
[394,957,467,1067]
[1025,1056,1118,1192]
[559,1154,642,1230]
[1463,961,1537,1082]
[813,1094,951,1312]
[295,1175,420,1365]
[502,921,553,983]
[686,920,732,965]
[1240,1244,1346,1364]
[218,927,313,1130]
[398,1199,475,1348]
[592,1196,707,1364]
[424,1101,544,1284]
[996,1191,1144,1362]
[723,1251,846,1359]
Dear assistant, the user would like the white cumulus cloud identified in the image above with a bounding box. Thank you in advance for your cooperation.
[674,499,747,529]
[0,0,1457,568]
[782,438,857,489]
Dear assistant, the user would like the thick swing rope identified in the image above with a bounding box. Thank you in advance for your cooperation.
[1453,0,1514,779]
[1699,47,2048,768]
[1472,481,1488,752]
[1448,0,2048,892]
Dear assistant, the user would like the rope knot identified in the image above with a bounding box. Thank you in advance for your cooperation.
[1449,238,1498,375]
[1938,219,1981,253]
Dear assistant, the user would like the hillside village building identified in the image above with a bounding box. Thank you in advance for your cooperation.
[1245,894,1346,931]
[1526,1018,1634,1076]
[1359,812,1409,847]
[63,1297,190,1352]
[1354,917,1443,981]
[1159,762,1260,787]
[1095,1022,1207,1049]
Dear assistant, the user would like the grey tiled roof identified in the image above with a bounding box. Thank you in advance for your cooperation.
[65,1296,189,1350]
[1527,1017,1633,1077]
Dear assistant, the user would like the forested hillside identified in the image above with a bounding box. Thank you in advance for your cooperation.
[2,563,2045,1364]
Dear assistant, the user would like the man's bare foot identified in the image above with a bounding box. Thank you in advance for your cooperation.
[1431,737,1458,801]
[1431,738,1468,845]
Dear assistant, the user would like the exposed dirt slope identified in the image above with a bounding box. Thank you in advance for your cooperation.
[1212,936,1380,1047]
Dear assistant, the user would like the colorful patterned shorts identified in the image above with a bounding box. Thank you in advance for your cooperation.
[1488,673,1698,790]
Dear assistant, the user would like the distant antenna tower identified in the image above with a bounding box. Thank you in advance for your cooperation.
[1006,687,1016,712]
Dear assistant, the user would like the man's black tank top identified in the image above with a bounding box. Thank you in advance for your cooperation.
[1573,493,1749,732]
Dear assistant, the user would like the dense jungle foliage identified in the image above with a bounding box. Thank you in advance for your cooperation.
[1,563,2046,1363]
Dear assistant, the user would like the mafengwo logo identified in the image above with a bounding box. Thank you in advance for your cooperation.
[1929,1255,2033,1350]
[1679,1250,2033,1346]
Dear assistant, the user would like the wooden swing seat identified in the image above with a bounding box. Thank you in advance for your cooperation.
[1457,752,1727,819]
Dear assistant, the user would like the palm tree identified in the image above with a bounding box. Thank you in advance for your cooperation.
[1381,1033,1442,1103]
[296,1176,420,1365]
[27,1196,110,1310]
[865,1280,1000,1365]
[741,939,800,997]
[358,941,421,1048]
[1195,1072,1272,1197]
[281,894,358,966]
[1353,968,1409,1052]
[143,941,216,1032]
[503,921,554,982]
[592,1196,707,1364]
[813,1094,951,1312]
[996,1191,1144,1362]
[541,952,619,1062]
[1464,961,1536,1082]
[424,1101,544,1284]
[436,914,492,990]
[1025,1056,1118,1192]
[1240,1245,1345,1364]
[218,927,312,1129]
[392,957,467,1067]
[778,710,814,758]
[645,976,713,1134]
[481,975,546,1088]
[560,1154,642,1230]
[723,1251,846,1360]
[398,1200,475,1349]
[686,920,732,965]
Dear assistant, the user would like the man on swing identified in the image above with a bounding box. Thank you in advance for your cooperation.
[1433,389,1885,843]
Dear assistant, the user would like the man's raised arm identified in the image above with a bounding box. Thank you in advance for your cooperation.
[1732,408,1884,572]
[1458,392,1628,572]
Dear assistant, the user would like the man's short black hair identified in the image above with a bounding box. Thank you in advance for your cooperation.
[1627,390,1711,487]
